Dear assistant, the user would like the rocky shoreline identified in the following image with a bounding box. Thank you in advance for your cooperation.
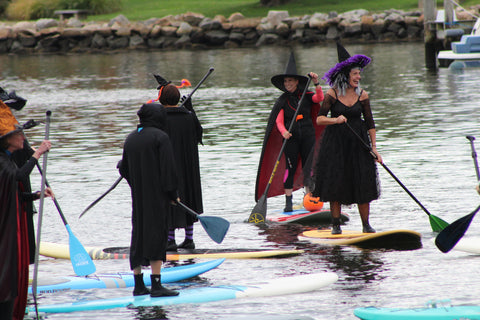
[0,8,471,54]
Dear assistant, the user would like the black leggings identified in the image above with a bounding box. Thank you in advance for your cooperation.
[283,128,315,189]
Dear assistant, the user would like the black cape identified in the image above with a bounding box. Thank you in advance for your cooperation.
[255,90,324,201]
[164,106,203,227]
[0,150,32,320]
[11,140,36,264]
[119,104,178,269]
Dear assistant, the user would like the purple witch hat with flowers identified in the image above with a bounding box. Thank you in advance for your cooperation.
[322,42,371,87]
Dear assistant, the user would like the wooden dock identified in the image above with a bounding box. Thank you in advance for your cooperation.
[423,0,476,69]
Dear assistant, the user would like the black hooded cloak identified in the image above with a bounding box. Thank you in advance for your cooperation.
[164,105,203,227]
[119,104,178,269]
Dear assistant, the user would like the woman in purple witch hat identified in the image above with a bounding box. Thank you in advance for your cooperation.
[312,42,382,235]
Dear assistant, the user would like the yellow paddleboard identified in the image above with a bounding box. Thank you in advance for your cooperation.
[298,229,422,250]
[40,242,304,260]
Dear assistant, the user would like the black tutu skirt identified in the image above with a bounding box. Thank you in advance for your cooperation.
[312,119,380,205]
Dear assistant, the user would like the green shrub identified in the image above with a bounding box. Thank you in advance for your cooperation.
[0,0,11,16]
[29,0,59,19]
[57,0,121,14]
[6,0,120,20]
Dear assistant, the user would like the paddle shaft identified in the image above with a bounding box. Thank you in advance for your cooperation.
[177,200,200,219]
[345,122,434,217]
[466,135,480,180]
[32,111,51,316]
[258,76,313,199]
[178,67,214,109]
[79,176,123,218]
[35,162,68,225]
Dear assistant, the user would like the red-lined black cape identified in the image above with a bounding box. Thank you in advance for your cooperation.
[0,151,30,320]
[255,91,324,201]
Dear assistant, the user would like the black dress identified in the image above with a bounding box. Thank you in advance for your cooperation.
[312,91,380,205]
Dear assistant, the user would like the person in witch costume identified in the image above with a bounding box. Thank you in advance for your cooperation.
[255,52,325,212]
[1,88,44,265]
[119,103,180,297]
[312,42,382,235]
[152,75,203,251]
[0,101,52,320]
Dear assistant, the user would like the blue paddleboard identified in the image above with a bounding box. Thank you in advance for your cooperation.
[32,272,338,313]
[29,259,224,294]
[354,305,480,319]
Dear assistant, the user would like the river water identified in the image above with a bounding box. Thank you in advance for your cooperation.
[4,42,480,319]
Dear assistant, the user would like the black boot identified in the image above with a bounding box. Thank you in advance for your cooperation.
[331,218,342,235]
[166,240,177,252]
[178,239,195,249]
[133,273,150,296]
[150,274,179,297]
[284,195,293,212]
[363,223,376,233]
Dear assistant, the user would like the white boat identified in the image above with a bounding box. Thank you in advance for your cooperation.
[438,17,480,68]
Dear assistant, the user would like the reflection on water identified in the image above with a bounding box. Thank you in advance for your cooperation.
[6,43,480,319]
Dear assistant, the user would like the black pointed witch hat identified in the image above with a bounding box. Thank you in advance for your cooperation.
[271,52,309,92]
[153,74,171,89]
[0,86,27,111]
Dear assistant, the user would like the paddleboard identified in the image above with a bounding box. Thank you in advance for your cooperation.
[29,259,224,294]
[31,272,338,313]
[40,242,304,260]
[267,209,350,224]
[453,237,480,254]
[354,305,480,319]
[298,229,422,250]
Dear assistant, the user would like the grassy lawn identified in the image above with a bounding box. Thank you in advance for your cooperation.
[90,0,480,21]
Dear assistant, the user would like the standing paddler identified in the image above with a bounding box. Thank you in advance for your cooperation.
[0,101,53,320]
[119,103,180,297]
[255,52,325,212]
[151,74,204,251]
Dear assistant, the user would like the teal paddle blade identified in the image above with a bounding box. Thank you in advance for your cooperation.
[66,225,96,276]
[199,216,230,244]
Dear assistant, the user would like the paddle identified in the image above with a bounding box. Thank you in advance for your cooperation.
[83,177,229,243]
[345,122,449,232]
[80,67,214,218]
[435,204,480,253]
[180,67,214,105]
[31,111,51,318]
[79,176,122,218]
[176,201,229,244]
[248,75,312,224]
[467,135,480,179]
[35,163,96,275]
[434,135,480,253]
